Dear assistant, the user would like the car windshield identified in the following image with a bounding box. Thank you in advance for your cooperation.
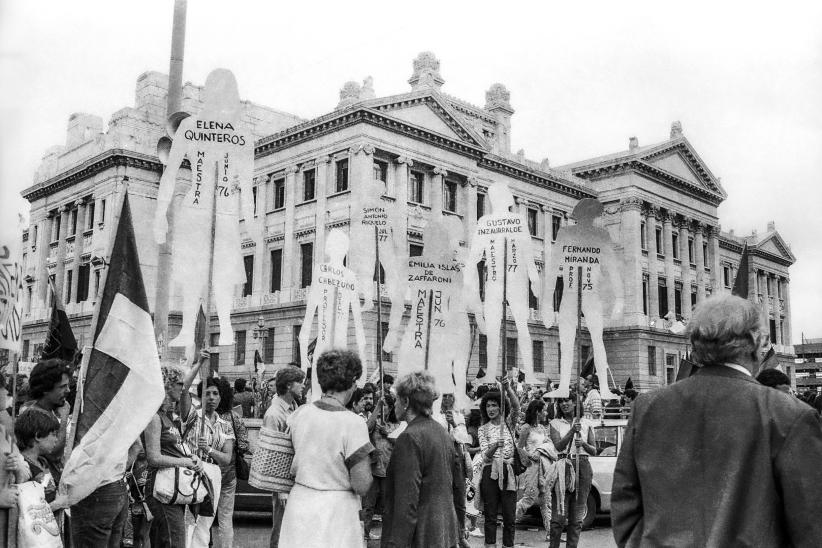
[593,426,619,456]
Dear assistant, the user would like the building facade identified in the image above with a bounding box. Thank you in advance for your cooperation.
[17,53,796,389]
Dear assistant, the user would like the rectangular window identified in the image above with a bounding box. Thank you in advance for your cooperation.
[557,342,562,369]
[210,352,220,373]
[86,202,95,230]
[303,169,316,201]
[477,193,486,219]
[505,337,517,368]
[210,332,220,347]
[377,322,392,363]
[642,275,649,315]
[235,330,246,365]
[52,213,61,242]
[552,276,563,312]
[528,280,538,309]
[22,340,30,360]
[527,208,538,237]
[409,243,423,257]
[93,270,101,299]
[766,276,773,296]
[703,242,709,267]
[270,249,282,292]
[640,221,647,250]
[336,159,349,193]
[655,227,663,256]
[777,279,783,299]
[273,179,285,210]
[723,266,731,288]
[293,324,301,364]
[300,242,313,288]
[479,334,488,372]
[408,171,424,203]
[658,279,668,317]
[533,340,544,373]
[69,208,77,236]
[688,238,695,264]
[252,186,258,216]
[77,263,90,302]
[691,286,697,308]
[672,233,679,259]
[32,224,38,246]
[372,159,387,183]
[65,270,73,304]
[443,180,457,213]
[674,282,682,317]
[100,199,106,226]
[264,327,276,363]
[648,346,657,376]
[243,255,254,297]
[552,214,562,242]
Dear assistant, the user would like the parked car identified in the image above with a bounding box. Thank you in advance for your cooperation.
[234,418,273,513]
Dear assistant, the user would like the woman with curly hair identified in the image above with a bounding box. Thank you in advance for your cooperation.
[279,349,374,547]
[143,360,203,548]
[515,399,556,538]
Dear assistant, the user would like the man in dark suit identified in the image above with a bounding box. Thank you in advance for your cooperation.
[612,294,822,548]
[381,371,462,548]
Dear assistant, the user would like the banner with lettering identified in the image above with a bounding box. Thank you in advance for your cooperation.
[544,198,623,399]
[153,68,255,355]
[0,214,24,352]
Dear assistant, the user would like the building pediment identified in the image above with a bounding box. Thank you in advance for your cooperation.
[637,138,726,199]
[756,231,796,264]
[363,91,489,149]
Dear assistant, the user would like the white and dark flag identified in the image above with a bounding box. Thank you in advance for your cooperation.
[58,194,164,506]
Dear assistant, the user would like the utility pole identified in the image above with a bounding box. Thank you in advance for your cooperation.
[154,0,187,356]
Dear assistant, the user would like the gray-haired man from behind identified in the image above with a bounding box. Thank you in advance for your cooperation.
[262,366,306,548]
[612,294,822,547]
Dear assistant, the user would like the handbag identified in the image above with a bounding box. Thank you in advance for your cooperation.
[152,416,212,505]
[249,426,295,493]
[229,412,250,481]
[504,421,528,476]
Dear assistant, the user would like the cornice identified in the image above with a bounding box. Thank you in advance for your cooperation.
[478,155,596,201]
[21,149,163,202]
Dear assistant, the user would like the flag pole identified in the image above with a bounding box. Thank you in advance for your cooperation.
[499,237,508,465]
[197,162,219,450]
[575,265,583,491]
[6,351,18,547]
[374,226,386,423]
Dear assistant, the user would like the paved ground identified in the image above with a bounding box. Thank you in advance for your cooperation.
[235,513,617,547]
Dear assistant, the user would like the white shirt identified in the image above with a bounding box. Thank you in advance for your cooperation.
[550,417,595,457]
[722,363,753,377]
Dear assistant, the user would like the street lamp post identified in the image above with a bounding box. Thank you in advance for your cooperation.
[252,316,267,418]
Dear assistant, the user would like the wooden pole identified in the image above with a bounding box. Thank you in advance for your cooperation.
[6,351,19,548]
[197,162,219,451]
[575,265,583,491]
[499,237,508,464]
[374,226,385,423]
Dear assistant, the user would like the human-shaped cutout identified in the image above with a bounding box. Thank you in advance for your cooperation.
[391,215,485,412]
[348,168,406,339]
[466,182,540,383]
[543,198,624,400]
[299,229,367,401]
[154,69,255,352]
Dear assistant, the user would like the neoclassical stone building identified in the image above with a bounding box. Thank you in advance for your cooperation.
[17,52,796,389]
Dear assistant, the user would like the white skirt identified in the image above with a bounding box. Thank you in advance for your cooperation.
[278,483,365,548]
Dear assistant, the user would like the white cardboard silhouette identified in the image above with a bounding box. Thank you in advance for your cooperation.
[393,215,483,411]
[543,198,623,400]
[299,229,367,401]
[467,182,540,383]
[153,69,255,351]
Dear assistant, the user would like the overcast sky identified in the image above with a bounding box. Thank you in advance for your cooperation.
[1,0,820,343]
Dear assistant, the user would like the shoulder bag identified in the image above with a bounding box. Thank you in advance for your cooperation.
[230,412,250,481]
[152,415,212,505]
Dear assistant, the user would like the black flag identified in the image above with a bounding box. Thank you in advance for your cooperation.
[42,278,78,362]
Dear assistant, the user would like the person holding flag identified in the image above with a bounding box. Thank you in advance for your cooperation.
[52,194,165,547]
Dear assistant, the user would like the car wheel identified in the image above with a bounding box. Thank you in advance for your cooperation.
[582,491,597,530]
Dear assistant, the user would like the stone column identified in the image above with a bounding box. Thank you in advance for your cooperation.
[281,165,299,294]
[710,226,722,292]
[36,212,51,303]
[465,177,478,242]
[54,204,70,301]
[314,155,331,267]
[70,199,86,302]
[693,221,706,302]
[254,175,269,295]
[782,277,792,346]
[662,211,675,316]
[677,217,691,319]
[431,166,447,217]
[645,205,659,320]
[620,198,643,323]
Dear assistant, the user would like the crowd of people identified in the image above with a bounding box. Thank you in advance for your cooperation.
[1,292,821,547]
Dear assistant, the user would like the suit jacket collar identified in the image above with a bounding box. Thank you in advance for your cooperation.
[694,364,758,385]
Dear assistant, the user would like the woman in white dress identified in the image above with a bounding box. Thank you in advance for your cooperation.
[279,349,374,547]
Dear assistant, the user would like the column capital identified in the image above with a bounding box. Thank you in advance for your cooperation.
[642,203,659,218]
[284,165,299,175]
[661,210,676,224]
[433,166,448,177]
[691,219,704,233]
[396,155,414,167]
[73,199,84,208]
[318,154,332,164]
[538,203,548,212]
[59,204,71,213]
[354,143,375,155]
[466,176,478,188]
[675,215,690,230]
[513,195,524,206]
[620,196,643,212]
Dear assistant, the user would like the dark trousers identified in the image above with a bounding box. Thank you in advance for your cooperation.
[145,491,186,548]
[550,456,593,548]
[480,466,516,547]
[70,480,129,548]
[361,475,385,535]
